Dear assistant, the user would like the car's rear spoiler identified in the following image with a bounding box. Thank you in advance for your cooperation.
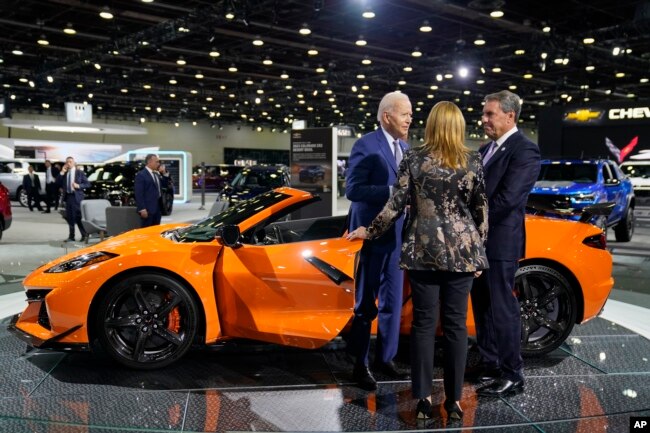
[526,200,615,223]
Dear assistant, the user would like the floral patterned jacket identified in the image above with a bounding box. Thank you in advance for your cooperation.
[366,146,489,272]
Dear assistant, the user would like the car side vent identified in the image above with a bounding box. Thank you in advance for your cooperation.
[26,289,52,301]
[583,233,607,250]
[38,302,51,330]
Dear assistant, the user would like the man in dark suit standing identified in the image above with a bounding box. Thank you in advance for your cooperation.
[135,154,162,227]
[43,159,60,213]
[22,165,44,212]
[58,156,90,242]
[468,90,541,396]
[345,91,412,390]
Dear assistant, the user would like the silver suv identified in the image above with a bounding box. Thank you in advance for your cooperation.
[0,159,49,207]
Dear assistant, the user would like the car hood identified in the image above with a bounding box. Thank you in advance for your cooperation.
[531,181,599,195]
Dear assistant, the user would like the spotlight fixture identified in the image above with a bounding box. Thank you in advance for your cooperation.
[299,23,311,35]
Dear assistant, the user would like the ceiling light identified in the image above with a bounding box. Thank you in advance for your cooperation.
[361,57,372,65]
[356,36,367,46]
[94,63,101,70]
[615,72,625,78]
[99,6,114,19]
[169,77,177,84]
[315,66,325,73]
[253,36,264,46]
[280,71,289,79]
[514,49,525,55]
[420,21,432,32]
[411,47,422,57]
[141,0,153,3]
[490,10,504,18]
[523,72,533,79]
[307,46,319,55]
[474,36,486,46]
[403,65,413,72]
[458,67,469,78]
[209,49,220,57]
[362,8,375,19]
[640,78,649,83]
[299,23,311,35]
[262,57,273,65]
[195,72,204,79]
[476,79,485,84]
[436,74,443,81]
[540,52,548,59]
[612,47,621,56]
[225,9,235,20]
[444,73,453,79]
[12,47,23,55]
[63,23,76,34]
[542,26,551,32]
[244,78,254,85]
[398,78,406,85]
[492,66,501,73]
[143,84,151,89]
[583,37,595,44]
[176,57,186,65]
[534,89,543,94]
[46,76,54,83]
[508,85,517,90]
[228,64,238,72]
[357,74,366,79]
[37,35,49,45]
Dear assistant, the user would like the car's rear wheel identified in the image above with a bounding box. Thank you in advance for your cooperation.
[614,206,634,242]
[0,219,4,240]
[95,273,199,369]
[515,264,577,356]
[18,187,28,207]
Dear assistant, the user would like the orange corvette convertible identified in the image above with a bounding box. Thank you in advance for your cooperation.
[10,187,614,369]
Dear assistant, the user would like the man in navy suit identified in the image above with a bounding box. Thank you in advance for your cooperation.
[58,156,90,242]
[135,154,162,227]
[345,91,412,390]
[468,90,541,396]
[22,165,44,212]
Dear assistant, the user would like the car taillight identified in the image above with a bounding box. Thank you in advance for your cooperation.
[582,232,607,250]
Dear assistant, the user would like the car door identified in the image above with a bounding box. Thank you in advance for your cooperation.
[216,237,359,348]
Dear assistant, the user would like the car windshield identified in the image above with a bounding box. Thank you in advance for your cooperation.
[231,169,285,188]
[538,163,598,183]
[175,190,291,242]
[622,164,650,178]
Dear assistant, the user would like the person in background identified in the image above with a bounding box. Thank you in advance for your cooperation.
[52,162,63,210]
[43,159,60,213]
[135,154,162,227]
[22,165,44,212]
[347,101,488,421]
[467,90,541,397]
[344,91,412,390]
[58,156,90,242]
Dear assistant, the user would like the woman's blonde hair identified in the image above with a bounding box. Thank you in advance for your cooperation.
[421,101,469,169]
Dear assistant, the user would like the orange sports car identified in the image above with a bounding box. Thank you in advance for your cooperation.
[10,187,614,369]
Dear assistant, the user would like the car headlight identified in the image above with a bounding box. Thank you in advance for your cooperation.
[571,194,596,203]
[45,252,118,273]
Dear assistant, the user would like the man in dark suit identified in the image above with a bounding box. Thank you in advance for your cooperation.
[43,159,60,213]
[22,165,44,212]
[468,90,541,396]
[135,154,162,227]
[58,156,90,242]
[345,91,412,390]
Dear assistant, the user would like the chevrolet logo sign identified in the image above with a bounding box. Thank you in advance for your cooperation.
[564,109,602,122]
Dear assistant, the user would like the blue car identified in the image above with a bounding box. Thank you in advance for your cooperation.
[299,165,326,183]
[527,159,635,242]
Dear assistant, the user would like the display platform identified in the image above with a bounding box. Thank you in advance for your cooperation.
[0,316,648,432]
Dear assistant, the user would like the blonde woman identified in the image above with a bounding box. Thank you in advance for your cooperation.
[347,101,488,421]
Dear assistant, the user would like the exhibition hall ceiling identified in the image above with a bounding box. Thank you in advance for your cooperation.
[0,0,648,136]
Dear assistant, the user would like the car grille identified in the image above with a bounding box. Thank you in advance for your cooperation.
[528,194,572,210]
[633,189,650,197]
[38,301,51,330]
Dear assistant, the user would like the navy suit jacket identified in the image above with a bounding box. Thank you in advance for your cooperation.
[346,129,408,252]
[57,169,90,206]
[135,168,161,214]
[480,130,540,260]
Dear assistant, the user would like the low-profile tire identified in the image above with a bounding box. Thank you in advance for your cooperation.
[614,206,634,242]
[94,273,199,370]
[515,264,577,356]
[18,188,28,207]
[0,219,4,240]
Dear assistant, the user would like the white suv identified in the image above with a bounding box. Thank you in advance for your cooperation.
[0,159,49,207]
[620,160,650,205]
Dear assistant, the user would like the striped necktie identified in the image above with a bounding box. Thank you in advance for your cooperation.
[482,141,498,164]
[393,140,402,166]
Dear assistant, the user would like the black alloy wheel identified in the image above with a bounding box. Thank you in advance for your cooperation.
[515,264,577,356]
[95,273,198,369]
[18,188,28,207]
[614,206,634,242]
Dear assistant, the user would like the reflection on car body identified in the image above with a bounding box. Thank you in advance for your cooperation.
[0,181,12,239]
[10,187,614,369]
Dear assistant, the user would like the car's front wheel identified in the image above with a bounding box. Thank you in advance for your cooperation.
[515,264,577,356]
[614,206,634,242]
[95,273,199,369]
[18,187,28,207]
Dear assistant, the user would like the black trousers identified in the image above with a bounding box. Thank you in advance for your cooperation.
[470,259,524,382]
[27,189,43,211]
[409,270,474,401]
[45,183,58,210]
[64,194,86,239]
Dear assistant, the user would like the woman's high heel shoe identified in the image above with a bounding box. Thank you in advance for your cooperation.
[415,399,432,420]
[444,400,464,420]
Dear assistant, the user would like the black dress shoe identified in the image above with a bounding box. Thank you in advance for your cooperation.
[373,361,411,380]
[415,399,432,420]
[353,364,377,391]
[444,400,464,420]
[465,365,502,383]
[80,234,89,243]
[477,378,524,397]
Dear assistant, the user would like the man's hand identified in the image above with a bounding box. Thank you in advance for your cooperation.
[139,209,149,219]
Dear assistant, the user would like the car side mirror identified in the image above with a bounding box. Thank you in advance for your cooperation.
[605,178,620,186]
[217,224,241,248]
